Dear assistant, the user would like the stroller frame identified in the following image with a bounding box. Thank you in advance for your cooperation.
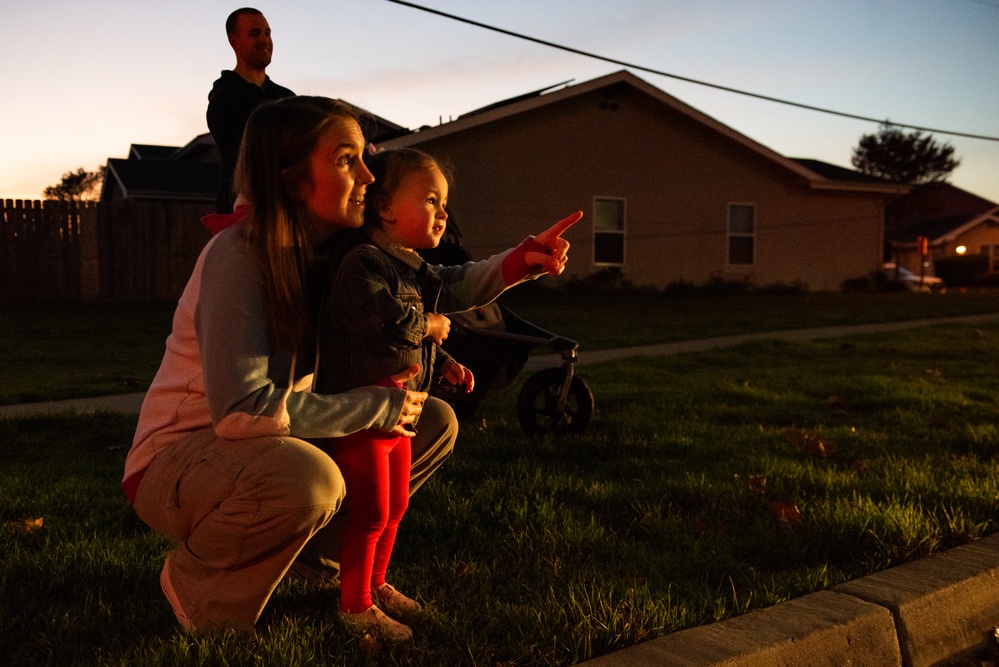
[437,303,594,436]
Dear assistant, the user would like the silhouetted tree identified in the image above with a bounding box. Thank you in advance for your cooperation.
[852,123,960,185]
[44,167,104,201]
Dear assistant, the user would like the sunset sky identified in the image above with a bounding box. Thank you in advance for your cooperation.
[2,0,997,202]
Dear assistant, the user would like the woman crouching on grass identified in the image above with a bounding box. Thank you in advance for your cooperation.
[120,95,581,638]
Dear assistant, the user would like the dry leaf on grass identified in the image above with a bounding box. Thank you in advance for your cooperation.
[780,426,834,459]
[8,517,44,533]
[802,437,834,459]
[768,501,803,529]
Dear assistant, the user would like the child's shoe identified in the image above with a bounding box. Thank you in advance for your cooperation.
[374,583,422,614]
[343,604,413,641]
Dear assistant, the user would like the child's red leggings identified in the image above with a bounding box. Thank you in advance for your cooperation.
[331,424,411,614]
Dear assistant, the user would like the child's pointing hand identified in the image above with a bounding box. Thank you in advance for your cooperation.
[524,211,583,276]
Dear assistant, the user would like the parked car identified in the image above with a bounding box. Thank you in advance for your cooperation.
[882,263,944,292]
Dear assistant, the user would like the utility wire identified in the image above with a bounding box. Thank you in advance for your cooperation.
[385,0,999,143]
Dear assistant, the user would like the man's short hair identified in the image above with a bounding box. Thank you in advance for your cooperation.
[226,7,263,36]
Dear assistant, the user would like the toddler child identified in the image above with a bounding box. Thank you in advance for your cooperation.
[319,147,474,641]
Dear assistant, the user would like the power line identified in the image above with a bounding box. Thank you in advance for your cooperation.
[385,0,999,143]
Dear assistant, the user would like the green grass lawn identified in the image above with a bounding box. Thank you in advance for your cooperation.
[3,297,999,665]
[0,302,176,405]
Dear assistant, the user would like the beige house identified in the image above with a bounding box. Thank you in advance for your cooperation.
[379,70,907,291]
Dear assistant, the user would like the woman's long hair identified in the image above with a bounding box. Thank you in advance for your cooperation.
[233,96,358,353]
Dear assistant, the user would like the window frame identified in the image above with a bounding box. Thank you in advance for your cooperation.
[592,196,626,266]
[727,202,756,267]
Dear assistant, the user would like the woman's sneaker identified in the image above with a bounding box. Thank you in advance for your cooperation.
[374,583,422,614]
[343,605,412,641]
[160,555,195,633]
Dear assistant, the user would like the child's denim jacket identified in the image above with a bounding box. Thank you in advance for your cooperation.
[319,228,449,394]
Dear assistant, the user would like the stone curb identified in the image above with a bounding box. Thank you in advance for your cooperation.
[835,532,999,667]
[581,590,902,667]
[578,534,999,666]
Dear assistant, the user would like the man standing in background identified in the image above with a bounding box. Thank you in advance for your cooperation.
[207,8,295,213]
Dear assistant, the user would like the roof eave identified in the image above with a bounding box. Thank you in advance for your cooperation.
[808,181,911,195]
[940,207,999,242]
[99,161,128,202]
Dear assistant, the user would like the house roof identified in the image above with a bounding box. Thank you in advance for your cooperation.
[126,136,221,164]
[380,69,907,196]
[101,133,223,202]
[941,208,999,244]
[458,79,575,118]
[102,158,220,202]
[172,133,222,163]
[887,181,999,243]
[129,144,179,160]
[789,158,893,185]
[100,99,406,202]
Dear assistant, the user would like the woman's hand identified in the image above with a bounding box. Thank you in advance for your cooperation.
[390,365,427,437]
[524,211,583,276]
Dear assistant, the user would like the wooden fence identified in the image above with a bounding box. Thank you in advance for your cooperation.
[1,199,213,303]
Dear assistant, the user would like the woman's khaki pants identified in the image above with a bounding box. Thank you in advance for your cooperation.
[133,397,457,633]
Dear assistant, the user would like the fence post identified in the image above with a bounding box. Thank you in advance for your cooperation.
[79,202,99,300]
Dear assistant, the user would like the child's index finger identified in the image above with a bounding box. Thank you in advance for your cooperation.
[538,211,583,243]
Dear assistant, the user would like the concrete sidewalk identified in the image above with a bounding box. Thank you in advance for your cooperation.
[0,391,146,418]
[526,311,999,372]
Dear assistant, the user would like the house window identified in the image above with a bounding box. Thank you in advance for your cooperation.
[593,197,625,265]
[728,203,755,266]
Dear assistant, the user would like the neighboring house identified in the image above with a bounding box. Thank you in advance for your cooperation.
[379,70,907,291]
[885,182,999,275]
[100,134,221,203]
[99,101,404,203]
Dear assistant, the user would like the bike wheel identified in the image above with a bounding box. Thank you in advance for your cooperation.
[516,368,594,436]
